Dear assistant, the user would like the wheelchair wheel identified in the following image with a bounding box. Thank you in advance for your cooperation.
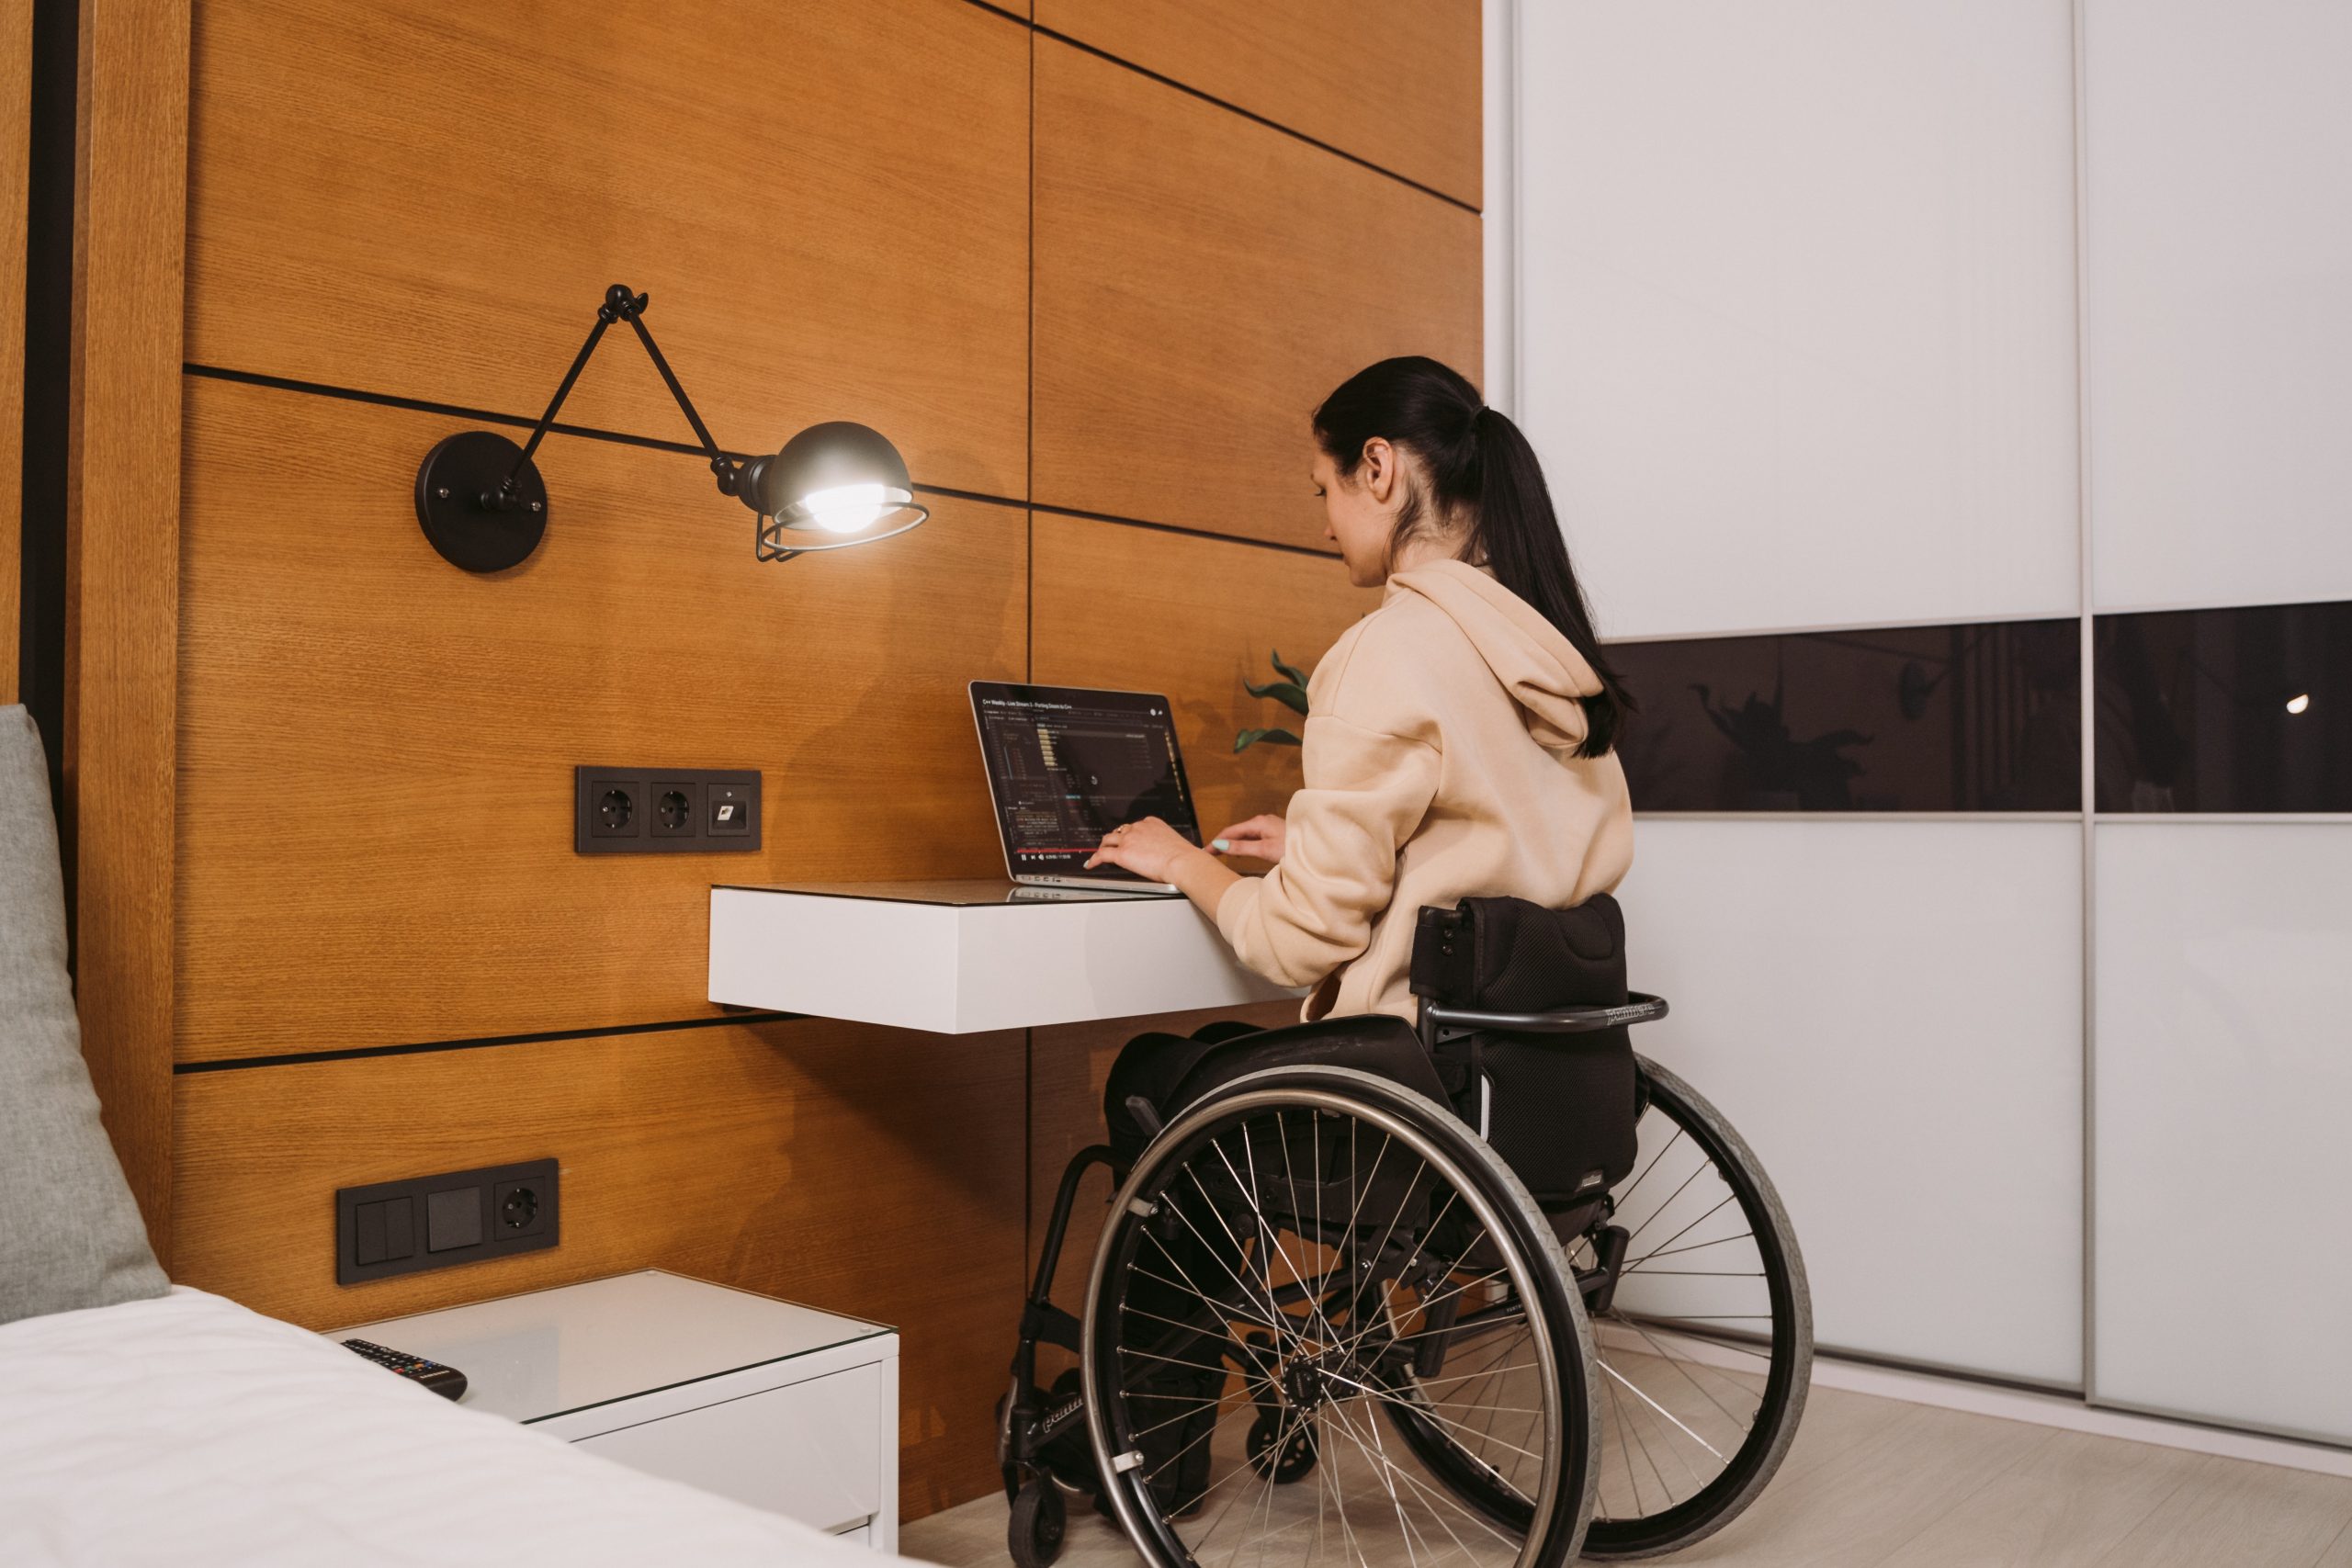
[1081,1065,1599,1568]
[1385,1055,1811,1560]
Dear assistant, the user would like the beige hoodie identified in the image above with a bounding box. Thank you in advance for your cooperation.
[1213,558,1634,1023]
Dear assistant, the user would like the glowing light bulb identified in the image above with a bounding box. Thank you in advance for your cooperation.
[797,482,892,535]
[2286,692,2311,715]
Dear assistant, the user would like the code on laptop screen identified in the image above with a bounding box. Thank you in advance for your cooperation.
[969,682,1203,880]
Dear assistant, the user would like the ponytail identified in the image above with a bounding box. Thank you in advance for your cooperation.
[1312,356,1634,758]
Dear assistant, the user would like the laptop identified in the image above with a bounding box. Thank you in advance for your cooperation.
[969,681,1204,895]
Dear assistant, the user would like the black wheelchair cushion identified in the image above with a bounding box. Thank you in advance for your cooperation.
[1160,1013,1450,1132]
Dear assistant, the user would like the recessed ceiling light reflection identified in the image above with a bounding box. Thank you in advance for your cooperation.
[2285,693,2312,715]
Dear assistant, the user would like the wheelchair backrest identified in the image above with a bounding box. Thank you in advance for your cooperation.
[1409,894,1642,1207]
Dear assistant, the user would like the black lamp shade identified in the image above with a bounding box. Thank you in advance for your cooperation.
[746,421,928,550]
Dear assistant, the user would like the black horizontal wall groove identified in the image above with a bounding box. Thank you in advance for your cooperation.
[183,362,1340,561]
[952,0,1478,214]
[174,1010,800,1076]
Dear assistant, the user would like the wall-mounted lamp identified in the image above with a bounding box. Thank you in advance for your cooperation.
[413,283,928,572]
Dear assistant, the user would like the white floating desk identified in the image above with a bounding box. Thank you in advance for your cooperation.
[708,879,1300,1033]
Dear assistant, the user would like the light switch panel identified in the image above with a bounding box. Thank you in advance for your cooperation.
[336,1158,558,1285]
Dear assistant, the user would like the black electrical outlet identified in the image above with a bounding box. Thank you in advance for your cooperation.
[581,773,642,845]
[336,1157,559,1286]
[650,779,700,839]
[575,767,759,853]
[492,1176,548,1237]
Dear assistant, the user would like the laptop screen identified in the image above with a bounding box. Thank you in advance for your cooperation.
[969,682,1204,882]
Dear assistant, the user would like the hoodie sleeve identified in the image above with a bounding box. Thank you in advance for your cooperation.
[1214,711,1442,987]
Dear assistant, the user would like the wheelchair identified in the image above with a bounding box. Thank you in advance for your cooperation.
[998,897,1811,1566]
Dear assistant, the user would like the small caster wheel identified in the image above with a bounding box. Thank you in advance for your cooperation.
[1247,1413,1318,1483]
[1009,1477,1068,1568]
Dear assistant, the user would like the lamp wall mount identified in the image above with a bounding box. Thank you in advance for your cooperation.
[413,283,927,572]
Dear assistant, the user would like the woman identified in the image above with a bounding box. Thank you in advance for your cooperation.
[1085,354,1635,1060]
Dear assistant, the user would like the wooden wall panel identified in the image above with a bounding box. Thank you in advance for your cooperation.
[185,0,1028,498]
[150,0,1483,1531]
[0,0,25,703]
[67,0,187,1253]
[176,377,1025,1061]
[1035,0,1483,207]
[1033,37,1482,548]
[1029,513,1374,842]
[173,1018,1025,1516]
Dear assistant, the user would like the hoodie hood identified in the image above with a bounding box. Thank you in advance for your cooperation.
[1385,558,1601,752]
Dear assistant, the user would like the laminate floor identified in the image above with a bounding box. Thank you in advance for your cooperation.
[900,1380,2352,1568]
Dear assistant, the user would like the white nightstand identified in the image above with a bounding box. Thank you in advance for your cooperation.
[334,1269,899,1551]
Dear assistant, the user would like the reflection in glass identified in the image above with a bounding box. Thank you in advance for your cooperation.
[1608,618,2081,812]
[2095,601,2352,812]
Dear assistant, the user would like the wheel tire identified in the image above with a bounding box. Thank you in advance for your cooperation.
[1008,1478,1068,1568]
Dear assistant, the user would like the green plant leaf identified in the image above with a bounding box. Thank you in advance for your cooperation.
[1233,727,1303,753]
[1244,677,1311,715]
[1271,649,1309,688]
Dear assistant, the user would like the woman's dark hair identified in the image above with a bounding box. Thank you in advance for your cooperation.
[1312,355,1634,757]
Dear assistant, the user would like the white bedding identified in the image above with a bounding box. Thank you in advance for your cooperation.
[0,1287,914,1567]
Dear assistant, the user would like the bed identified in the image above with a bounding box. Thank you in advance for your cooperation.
[0,1287,897,1567]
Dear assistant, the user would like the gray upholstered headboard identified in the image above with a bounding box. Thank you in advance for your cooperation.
[0,705,168,1324]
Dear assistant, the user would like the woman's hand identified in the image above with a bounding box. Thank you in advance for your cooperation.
[1084,817,1204,882]
[1208,814,1287,865]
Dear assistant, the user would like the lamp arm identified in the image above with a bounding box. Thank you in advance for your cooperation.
[492,303,616,506]
[616,307,737,492]
[492,283,742,507]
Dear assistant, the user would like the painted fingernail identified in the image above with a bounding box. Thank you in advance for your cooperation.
[1212,839,1231,852]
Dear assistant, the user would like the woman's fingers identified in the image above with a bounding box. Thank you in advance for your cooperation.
[1209,814,1281,853]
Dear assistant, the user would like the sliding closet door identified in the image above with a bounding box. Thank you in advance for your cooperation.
[2090,825,2352,1443]
[1510,0,2088,1387]
[2084,0,2352,1441]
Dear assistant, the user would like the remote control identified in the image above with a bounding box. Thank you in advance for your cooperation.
[342,1337,469,1401]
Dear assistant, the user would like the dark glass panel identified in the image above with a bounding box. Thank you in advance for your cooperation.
[2095,601,2352,812]
[1607,618,2081,812]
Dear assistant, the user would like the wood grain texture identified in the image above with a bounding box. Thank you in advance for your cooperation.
[172,1018,1026,1518]
[1028,513,1374,843]
[0,0,26,702]
[1035,0,1481,207]
[1033,37,1482,548]
[66,0,187,1256]
[1697,1402,2059,1568]
[185,0,1029,498]
[176,376,1025,1061]
[1888,1427,2206,1567]
[2088,1451,2352,1568]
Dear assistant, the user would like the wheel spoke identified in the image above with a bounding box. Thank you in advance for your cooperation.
[1621,1231,1754,1270]
[1626,1192,1741,1269]
[1605,1313,1760,1432]
[1598,1358,1724,1462]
